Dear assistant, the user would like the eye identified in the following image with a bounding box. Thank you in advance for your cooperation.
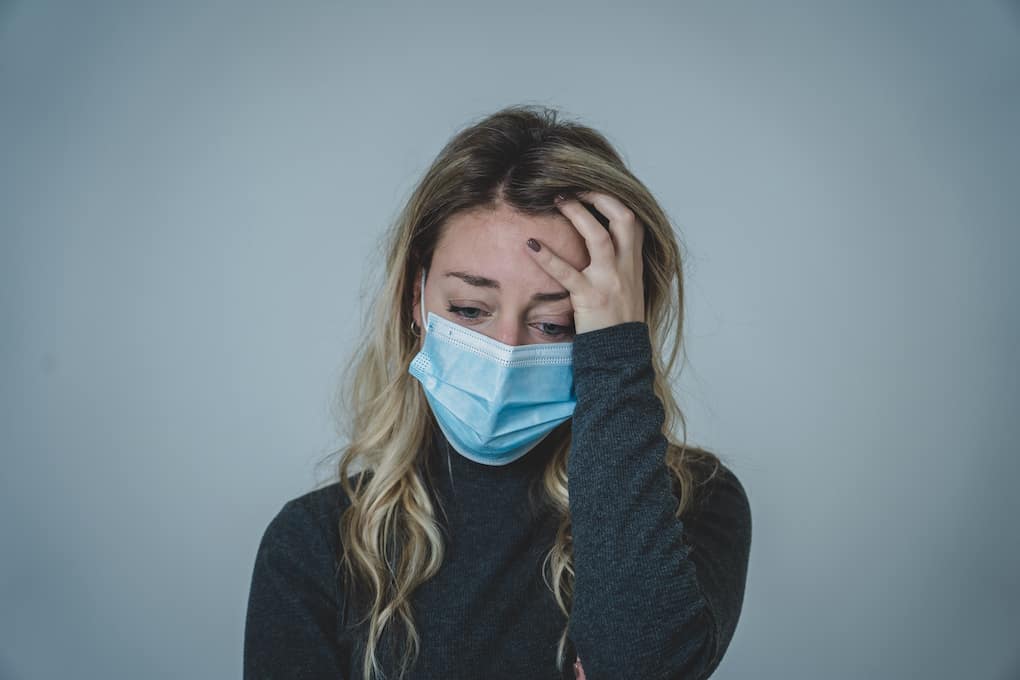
[447,304,487,321]
[448,304,574,339]
[534,322,575,339]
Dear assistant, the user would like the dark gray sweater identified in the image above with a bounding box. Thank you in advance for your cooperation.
[244,322,752,679]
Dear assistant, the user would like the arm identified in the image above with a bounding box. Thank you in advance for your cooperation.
[244,496,348,679]
[567,322,752,680]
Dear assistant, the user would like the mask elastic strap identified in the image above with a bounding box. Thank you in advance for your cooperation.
[420,268,427,336]
[421,266,453,487]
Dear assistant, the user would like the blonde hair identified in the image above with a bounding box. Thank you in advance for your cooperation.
[322,104,722,680]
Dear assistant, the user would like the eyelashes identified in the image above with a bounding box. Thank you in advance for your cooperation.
[445,304,574,339]
[446,303,485,320]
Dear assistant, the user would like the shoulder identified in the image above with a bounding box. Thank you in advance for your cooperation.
[705,461,750,517]
[682,456,752,544]
[245,473,373,668]
[257,470,370,561]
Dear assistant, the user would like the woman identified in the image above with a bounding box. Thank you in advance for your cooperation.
[244,104,752,680]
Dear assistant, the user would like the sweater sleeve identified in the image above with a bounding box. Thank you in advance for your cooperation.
[243,496,348,679]
[566,321,752,680]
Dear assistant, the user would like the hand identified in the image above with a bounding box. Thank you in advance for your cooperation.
[524,190,646,335]
[574,656,587,679]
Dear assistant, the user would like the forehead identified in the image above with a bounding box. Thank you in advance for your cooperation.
[431,205,591,287]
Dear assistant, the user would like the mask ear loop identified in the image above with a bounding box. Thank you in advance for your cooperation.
[420,268,428,336]
[419,266,454,491]
[410,268,427,337]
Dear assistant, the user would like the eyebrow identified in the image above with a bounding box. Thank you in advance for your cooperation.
[444,270,571,302]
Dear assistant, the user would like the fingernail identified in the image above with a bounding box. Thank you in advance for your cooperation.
[554,193,566,204]
[526,238,541,252]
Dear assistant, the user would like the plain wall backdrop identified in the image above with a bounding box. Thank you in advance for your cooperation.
[2,1,1018,678]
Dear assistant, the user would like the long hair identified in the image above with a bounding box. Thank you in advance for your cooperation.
[322,104,722,680]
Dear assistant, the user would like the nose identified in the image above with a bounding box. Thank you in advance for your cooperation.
[491,319,525,347]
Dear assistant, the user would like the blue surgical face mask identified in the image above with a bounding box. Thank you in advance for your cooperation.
[408,268,577,466]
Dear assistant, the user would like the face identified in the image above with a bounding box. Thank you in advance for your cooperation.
[413,203,591,347]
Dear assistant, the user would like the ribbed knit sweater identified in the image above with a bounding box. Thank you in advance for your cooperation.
[244,321,752,679]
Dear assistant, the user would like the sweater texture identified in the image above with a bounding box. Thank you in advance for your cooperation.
[244,321,752,679]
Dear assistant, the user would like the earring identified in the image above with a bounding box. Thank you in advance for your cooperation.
[410,319,421,337]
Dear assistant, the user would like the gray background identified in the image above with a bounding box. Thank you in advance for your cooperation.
[2,1,1018,678]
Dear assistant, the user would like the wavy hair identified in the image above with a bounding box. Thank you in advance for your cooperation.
[321,103,722,680]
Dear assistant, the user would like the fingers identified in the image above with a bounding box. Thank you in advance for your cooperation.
[574,190,642,265]
[527,190,647,333]
[524,237,590,298]
[554,195,615,270]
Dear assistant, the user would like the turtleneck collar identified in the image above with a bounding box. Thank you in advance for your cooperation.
[424,422,563,498]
